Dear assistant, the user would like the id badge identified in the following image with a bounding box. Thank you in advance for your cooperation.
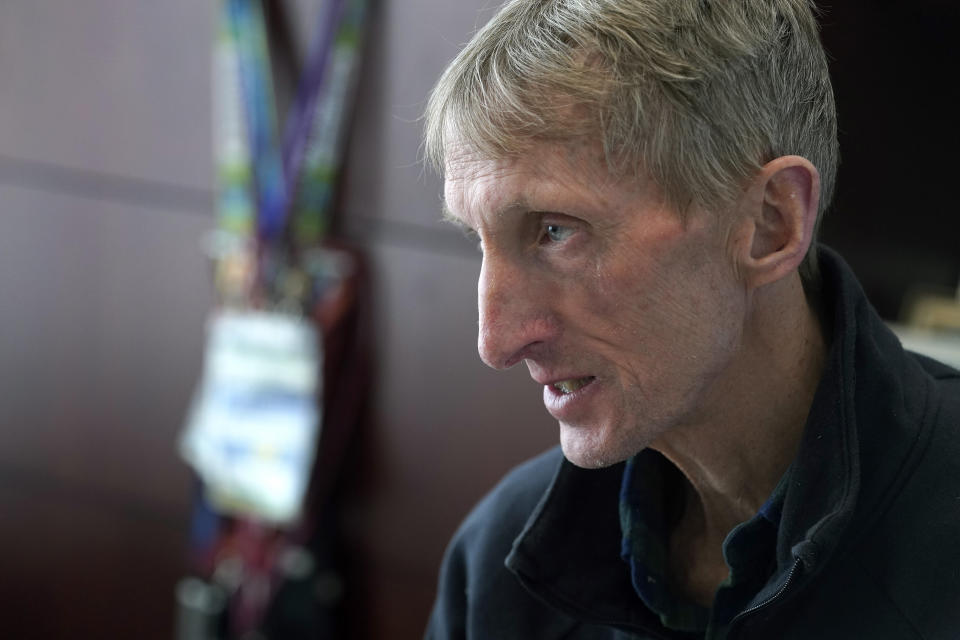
[181,310,321,524]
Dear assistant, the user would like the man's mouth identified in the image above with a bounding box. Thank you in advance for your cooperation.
[551,376,595,395]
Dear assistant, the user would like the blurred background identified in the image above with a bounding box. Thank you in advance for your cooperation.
[0,1,956,639]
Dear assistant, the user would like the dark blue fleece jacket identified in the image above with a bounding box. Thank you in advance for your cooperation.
[425,249,960,640]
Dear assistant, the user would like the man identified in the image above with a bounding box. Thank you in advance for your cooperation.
[422,1,960,638]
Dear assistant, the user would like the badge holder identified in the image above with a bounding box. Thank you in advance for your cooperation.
[177,1,370,637]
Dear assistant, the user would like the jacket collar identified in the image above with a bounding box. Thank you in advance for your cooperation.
[506,247,930,634]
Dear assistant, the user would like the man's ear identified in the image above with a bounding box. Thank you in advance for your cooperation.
[735,155,820,290]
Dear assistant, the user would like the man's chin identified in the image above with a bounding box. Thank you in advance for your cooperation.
[558,425,631,469]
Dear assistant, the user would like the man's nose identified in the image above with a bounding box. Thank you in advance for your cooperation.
[477,253,556,369]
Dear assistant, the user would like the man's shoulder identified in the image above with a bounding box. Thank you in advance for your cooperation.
[907,349,960,462]
[843,350,960,638]
[911,350,960,381]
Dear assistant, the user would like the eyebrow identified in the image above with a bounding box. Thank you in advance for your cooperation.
[439,196,531,233]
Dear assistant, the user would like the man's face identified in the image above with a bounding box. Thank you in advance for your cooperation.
[444,141,750,468]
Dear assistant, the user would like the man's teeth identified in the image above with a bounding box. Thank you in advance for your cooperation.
[552,377,592,394]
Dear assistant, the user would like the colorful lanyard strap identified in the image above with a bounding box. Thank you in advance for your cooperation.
[214,0,368,305]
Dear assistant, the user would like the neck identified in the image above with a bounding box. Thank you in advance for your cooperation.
[652,273,827,550]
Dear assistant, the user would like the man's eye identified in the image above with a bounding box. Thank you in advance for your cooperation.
[543,224,574,243]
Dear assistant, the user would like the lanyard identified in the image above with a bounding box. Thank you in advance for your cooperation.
[229,0,287,242]
[214,0,367,302]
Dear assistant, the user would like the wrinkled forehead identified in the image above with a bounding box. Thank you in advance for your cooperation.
[441,136,670,231]
[446,134,572,170]
[433,86,601,171]
[441,148,533,228]
[442,135,632,195]
[443,139,604,210]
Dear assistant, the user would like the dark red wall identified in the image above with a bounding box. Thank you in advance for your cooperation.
[0,1,555,637]
[0,3,214,637]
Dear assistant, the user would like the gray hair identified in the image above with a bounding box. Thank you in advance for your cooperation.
[423,0,838,281]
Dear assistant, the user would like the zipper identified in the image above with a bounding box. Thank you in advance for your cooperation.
[724,557,802,638]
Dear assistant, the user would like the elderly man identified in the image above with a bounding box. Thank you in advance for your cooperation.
[422,1,960,638]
